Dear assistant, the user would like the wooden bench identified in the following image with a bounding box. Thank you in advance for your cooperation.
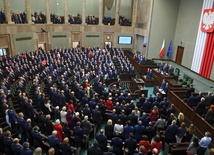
[142,75,157,87]
[169,142,190,155]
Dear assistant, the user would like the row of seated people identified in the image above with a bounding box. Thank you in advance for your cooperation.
[11,12,27,24]
[31,11,46,24]
[103,16,115,25]
[0,10,6,23]
[50,13,64,24]
[68,14,82,24]
[0,46,212,155]
[86,15,98,25]
[119,16,132,26]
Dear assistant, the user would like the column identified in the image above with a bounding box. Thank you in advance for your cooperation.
[3,0,13,24]
[132,0,138,27]
[25,0,32,24]
[115,0,121,26]
[99,0,103,25]
[46,0,51,24]
[82,0,86,24]
[64,0,68,24]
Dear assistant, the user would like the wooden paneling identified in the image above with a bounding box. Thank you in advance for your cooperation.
[167,90,214,144]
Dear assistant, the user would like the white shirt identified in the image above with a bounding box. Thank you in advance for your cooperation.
[60,111,67,123]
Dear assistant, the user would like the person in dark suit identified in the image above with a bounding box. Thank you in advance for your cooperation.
[19,142,33,155]
[11,138,23,155]
[186,84,195,98]
[81,115,92,136]
[48,130,60,155]
[123,120,134,140]
[31,126,43,148]
[96,129,108,152]
[92,105,101,126]
[73,121,83,148]
[142,99,152,113]
[111,133,123,155]
[165,120,178,143]
[4,130,13,155]
[134,120,145,142]
[0,128,5,154]
[124,132,137,155]
[127,110,138,126]
[60,137,72,155]
[146,69,153,79]
[17,112,26,143]
[160,79,166,90]
[195,97,206,116]
[25,118,33,145]
[7,108,17,133]
[87,140,103,155]
[103,147,116,155]
[44,114,54,135]
[187,92,197,108]
[105,119,114,140]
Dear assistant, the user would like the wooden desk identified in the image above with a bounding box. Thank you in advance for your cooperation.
[153,86,167,99]
[152,69,174,84]
[166,78,182,88]
[142,75,157,87]
[169,142,190,155]
[124,52,158,74]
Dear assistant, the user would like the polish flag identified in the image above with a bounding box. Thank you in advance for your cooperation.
[159,40,165,57]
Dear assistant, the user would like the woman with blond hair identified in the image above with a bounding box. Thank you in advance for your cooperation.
[149,106,159,122]
[185,123,195,142]
[105,119,114,140]
[177,112,185,127]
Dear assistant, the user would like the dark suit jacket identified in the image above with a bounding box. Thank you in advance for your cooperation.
[60,143,72,155]
[111,137,123,154]
[31,130,42,148]
[125,138,137,154]
[48,135,60,154]
[11,143,23,155]
[165,124,178,142]
[73,126,83,142]
[87,145,103,155]
[19,148,33,155]
[96,134,107,149]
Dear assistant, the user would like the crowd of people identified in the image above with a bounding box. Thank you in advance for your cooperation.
[11,11,27,24]
[68,14,82,24]
[103,17,115,25]
[119,16,132,26]
[0,47,213,155]
[50,13,64,24]
[31,11,46,24]
[86,15,98,25]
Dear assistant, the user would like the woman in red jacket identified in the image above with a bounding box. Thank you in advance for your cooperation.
[150,135,163,154]
[106,97,113,110]
[149,106,159,122]
[54,119,63,142]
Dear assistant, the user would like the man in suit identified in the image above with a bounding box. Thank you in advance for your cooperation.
[11,138,23,155]
[19,142,33,155]
[17,112,26,143]
[111,133,123,155]
[124,132,137,155]
[127,110,138,127]
[165,120,178,143]
[96,129,107,152]
[7,108,17,133]
[73,121,83,148]
[87,140,103,155]
[134,121,145,142]
[48,130,60,155]
[195,97,206,116]
[186,84,195,98]
[31,126,43,148]
[92,105,101,126]
[187,92,197,108]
